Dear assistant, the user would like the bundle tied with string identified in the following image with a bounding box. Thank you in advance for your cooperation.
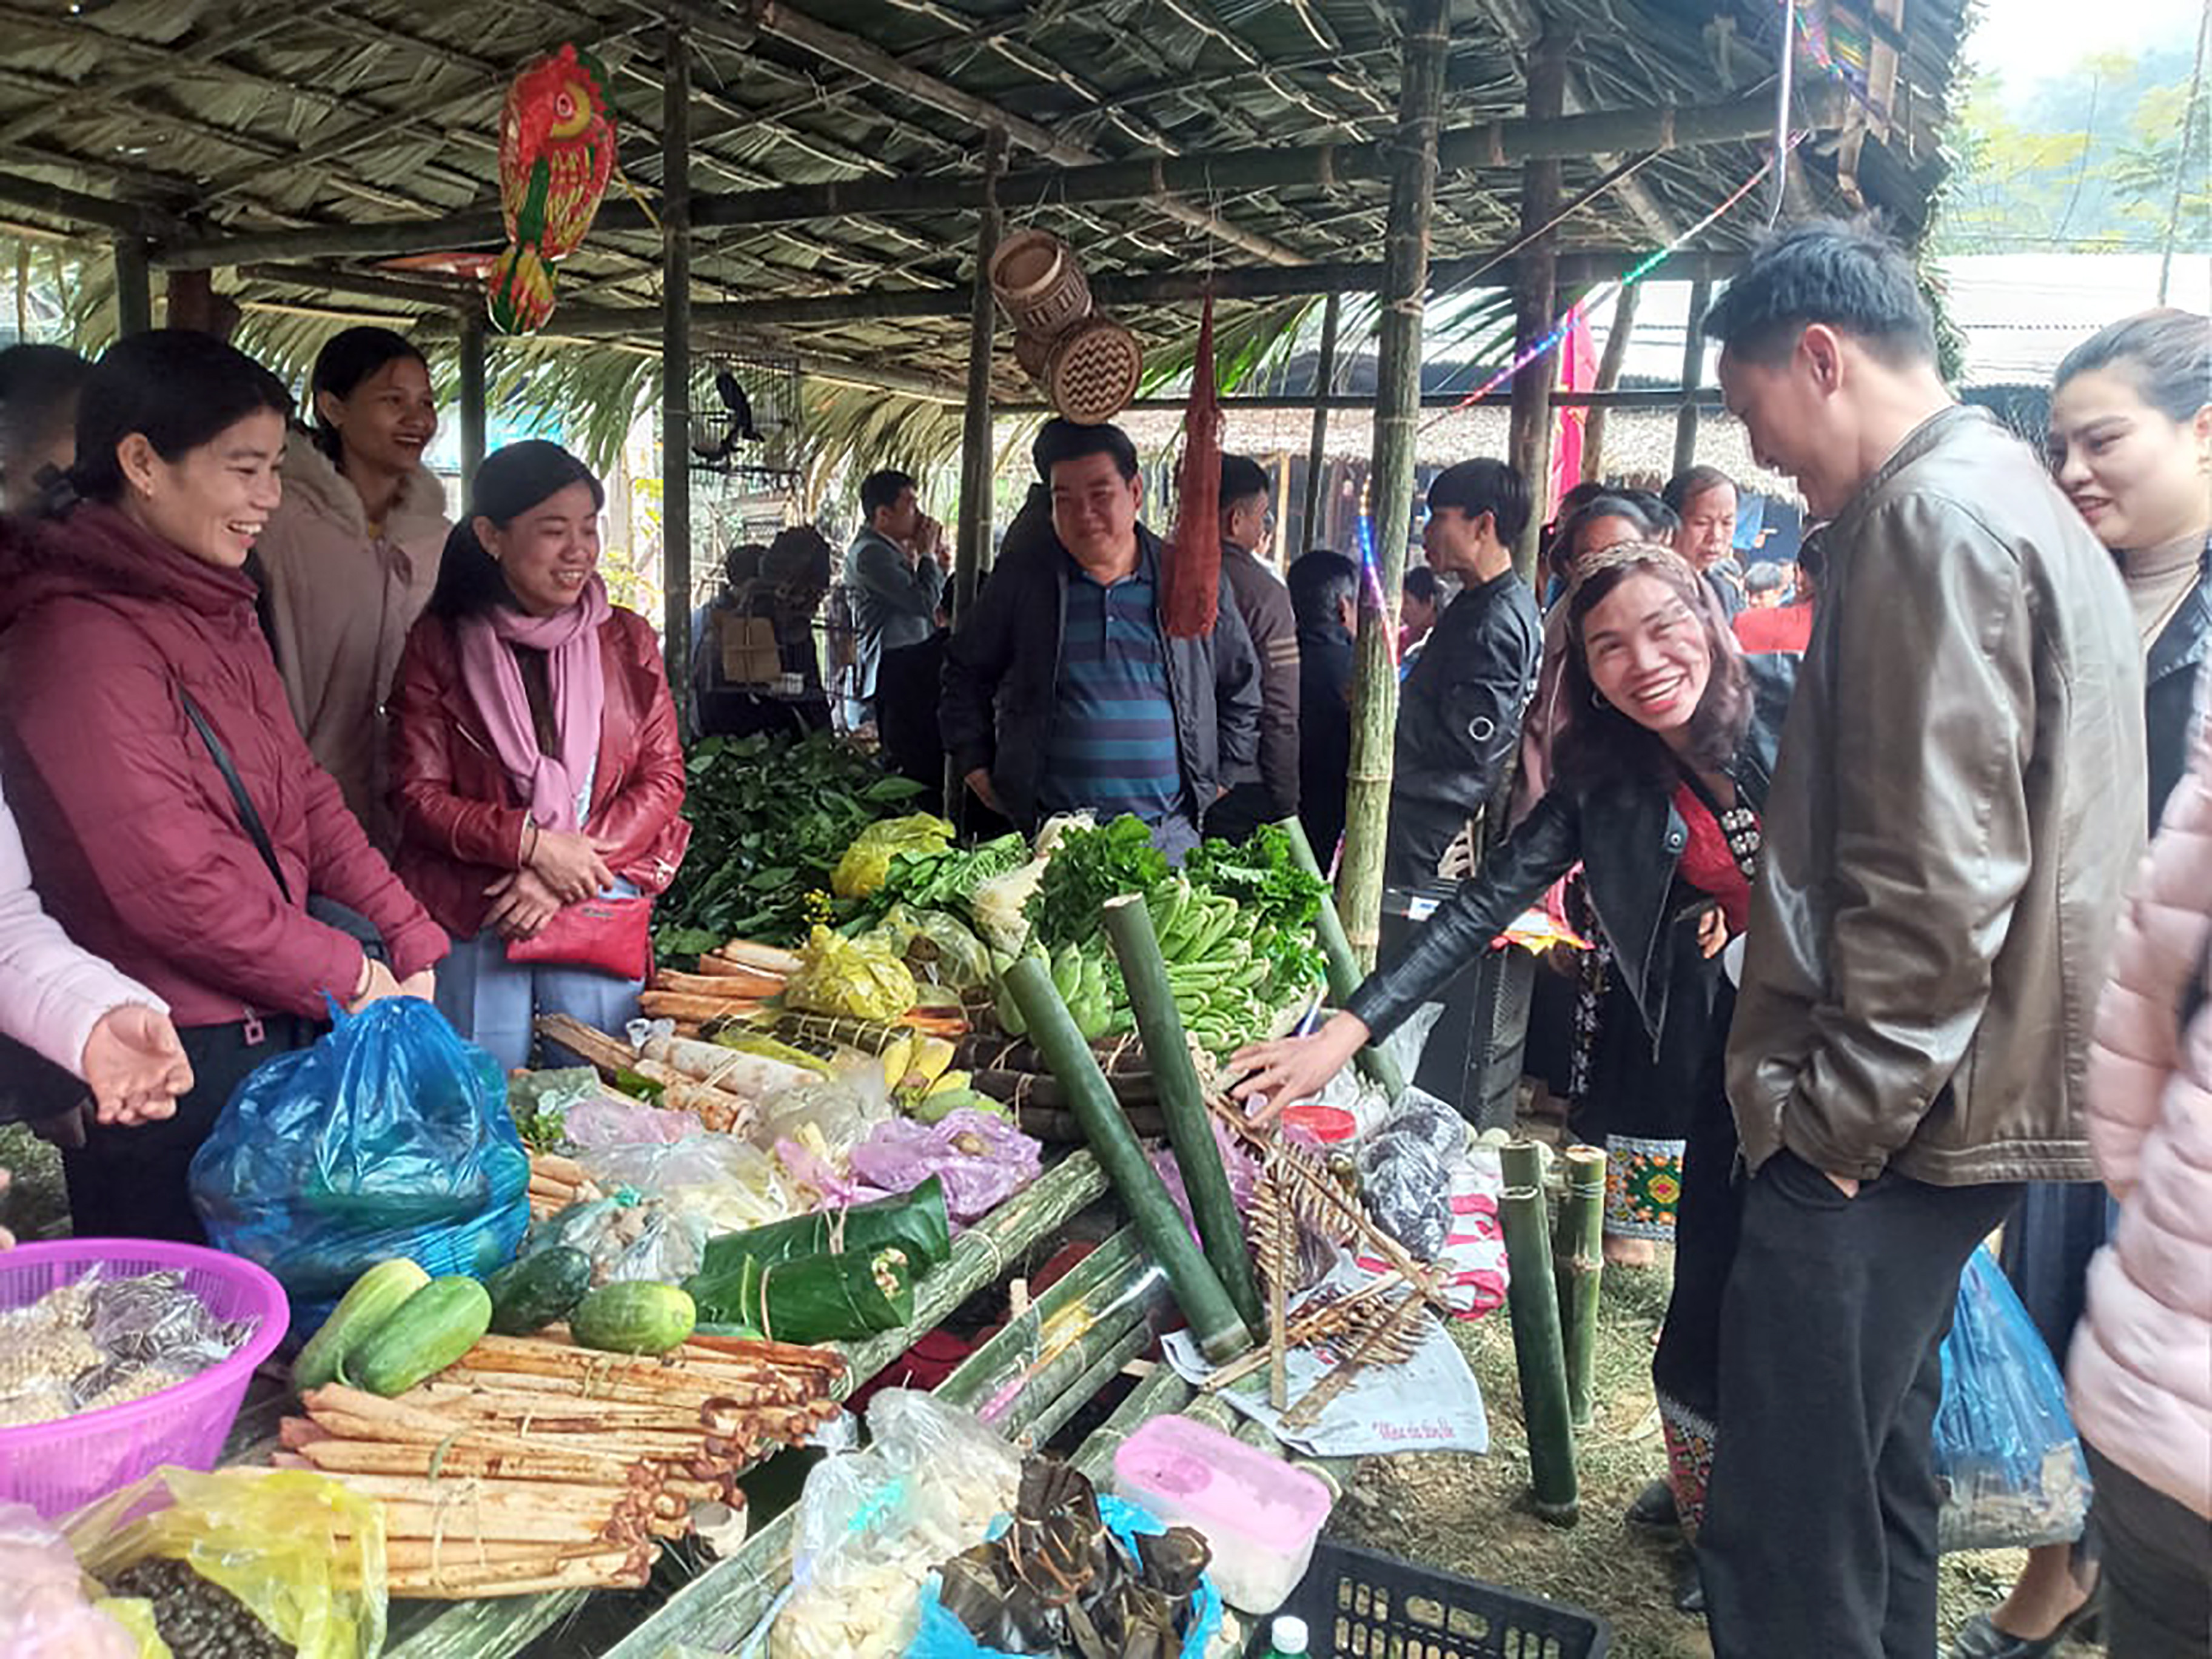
[1161,292,1222,639]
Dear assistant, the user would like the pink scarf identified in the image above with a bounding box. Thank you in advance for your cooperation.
[455,575,612,833]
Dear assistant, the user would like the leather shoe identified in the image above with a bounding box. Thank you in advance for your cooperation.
[1624,1476,1680,1536]
[1949,1586,2104,1659]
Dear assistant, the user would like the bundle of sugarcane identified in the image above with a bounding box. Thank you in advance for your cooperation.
[278,1332,845,1595]
[528,1151,600,1221]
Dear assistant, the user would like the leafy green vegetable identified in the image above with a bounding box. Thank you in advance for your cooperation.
[1182,823,1330,999]
[655,731,929,951]
[1027,814,1168,951]
[875,833,1031,916]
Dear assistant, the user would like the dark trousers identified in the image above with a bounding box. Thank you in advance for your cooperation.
[1699,1151,2021,1659]
[62,1014,317,1244]
[2086,1446,2212,1659]
[1202,780,1283,845]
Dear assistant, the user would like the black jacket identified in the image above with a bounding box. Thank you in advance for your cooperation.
[1388,568,1541,886]
[939,520,1262,832]
[2143,538,2212,829]
[1353,657,1796,1048]
[1295,618,1355,863]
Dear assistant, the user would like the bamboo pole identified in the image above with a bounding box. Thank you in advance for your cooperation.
[1552,1143,1607,1431]
[953,127,1004,628]
[1580,281,1640,483]
[1337,0,1447,975]
[457,310,487,483]
[1500,1141,1578,1524]
[1104,893,1265,1332]
[660,22,694,728]
[1673,278,1713,479]
[112,238,152,335]
[1298,292,1342,555]
[1506,32,1568,583]
[149,91,1824,270]
[1003,956,1252,1362]
[1278,820,1406,1101]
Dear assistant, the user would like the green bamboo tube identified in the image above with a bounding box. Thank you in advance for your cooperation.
[1500,1139,1579,1526]
[1552,1143,1608,1432]
[1102,893,1267,1332]
[1278,817,1407,1099]
[1005,956,1253,1364]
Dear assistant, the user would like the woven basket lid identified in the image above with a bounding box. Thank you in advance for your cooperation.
[1047,316,1143,425]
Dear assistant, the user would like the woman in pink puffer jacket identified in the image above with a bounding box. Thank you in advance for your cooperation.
[2074,700,2212,1658]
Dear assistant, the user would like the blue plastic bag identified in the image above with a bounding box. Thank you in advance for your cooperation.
[1934,1245,2093,1553]
[189,999,529,1336]
[907,1494,1222,1659]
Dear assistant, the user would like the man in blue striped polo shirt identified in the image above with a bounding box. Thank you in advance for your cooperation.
[941,421,1261,858]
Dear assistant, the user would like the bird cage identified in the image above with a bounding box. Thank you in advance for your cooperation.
[688,350,802,494]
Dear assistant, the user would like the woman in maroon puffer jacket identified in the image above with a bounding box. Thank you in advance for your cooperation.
[388,441,686,1071]
[0,331,447,1242]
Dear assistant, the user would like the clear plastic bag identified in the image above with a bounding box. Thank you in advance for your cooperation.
[848,1111,1043,1223]
[67,1466,386,1659]
[572,1128,793,1236]
[525,1195,712,1286]
[0,1502,140,1659]
[772,1391,1021,1659]
[1934,1247,2093,1553]
[753,1062,895,1161]
[188,999,529,1336]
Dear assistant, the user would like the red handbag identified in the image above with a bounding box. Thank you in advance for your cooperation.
[506,894,654,980]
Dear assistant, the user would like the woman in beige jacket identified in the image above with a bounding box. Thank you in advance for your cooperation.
[255,327,449,848]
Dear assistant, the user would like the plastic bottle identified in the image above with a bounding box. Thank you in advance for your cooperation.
[1265,1615,1311,1657]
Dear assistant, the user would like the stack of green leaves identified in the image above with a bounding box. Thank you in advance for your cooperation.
[656,732,927,954]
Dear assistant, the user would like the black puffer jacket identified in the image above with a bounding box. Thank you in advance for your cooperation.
[1353,657,1795,1047]
[1388,568,1543,886]
[940,515,1262,832]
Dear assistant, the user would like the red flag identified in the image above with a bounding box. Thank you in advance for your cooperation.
[1550,310,1597,511]
[1163,292,1222,638]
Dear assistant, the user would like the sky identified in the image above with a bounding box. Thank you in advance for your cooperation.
[1963,0,2203,92]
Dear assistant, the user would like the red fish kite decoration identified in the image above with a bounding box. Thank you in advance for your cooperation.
[488,43,617,335]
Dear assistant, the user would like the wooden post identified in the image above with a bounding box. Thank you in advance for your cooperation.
[1298,292,1341,558]
[1580,281,1638,483]
[953,129,1006,624]
[1338,0,1447,974]
[112,238,152,336]
[1505,32,1569,583]
[660,24,693,720]
[458,309,488,483]
[1673,278,1712,480]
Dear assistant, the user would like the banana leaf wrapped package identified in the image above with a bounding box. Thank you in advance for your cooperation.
[690,1176,951,1285]
[688,1245,916,1342]
[788,924,918,1022]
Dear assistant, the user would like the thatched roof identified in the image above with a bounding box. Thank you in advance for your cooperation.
[0,0,1973,475]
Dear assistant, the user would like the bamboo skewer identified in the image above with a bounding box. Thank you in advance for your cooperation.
[1280,1290,1424,1431]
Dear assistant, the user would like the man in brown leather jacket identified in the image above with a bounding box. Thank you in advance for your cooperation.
[1697,221,2144,1658]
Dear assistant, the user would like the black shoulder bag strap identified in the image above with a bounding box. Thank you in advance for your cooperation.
[178,685,294,905]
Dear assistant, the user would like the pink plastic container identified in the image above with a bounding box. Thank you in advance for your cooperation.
[0,1239,288,1517]
[1111,1413,1333,1614]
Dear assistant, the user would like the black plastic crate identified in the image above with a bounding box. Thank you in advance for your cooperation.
[1248,1538,1610,1659]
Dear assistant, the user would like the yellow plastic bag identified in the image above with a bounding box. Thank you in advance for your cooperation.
[67,1467,387,1659]
[831,814,954,899]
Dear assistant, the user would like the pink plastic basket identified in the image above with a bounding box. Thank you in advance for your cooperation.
[0,1239,288,1517]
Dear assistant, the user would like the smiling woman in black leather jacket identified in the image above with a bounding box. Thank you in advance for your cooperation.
[1235,541,1794,1593]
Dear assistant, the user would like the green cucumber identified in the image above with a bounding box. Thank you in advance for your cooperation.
[485,1247,594,1336]
[347,1276,495,1396]
[571,1281,697,1355]
[293,1258,431,1391]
